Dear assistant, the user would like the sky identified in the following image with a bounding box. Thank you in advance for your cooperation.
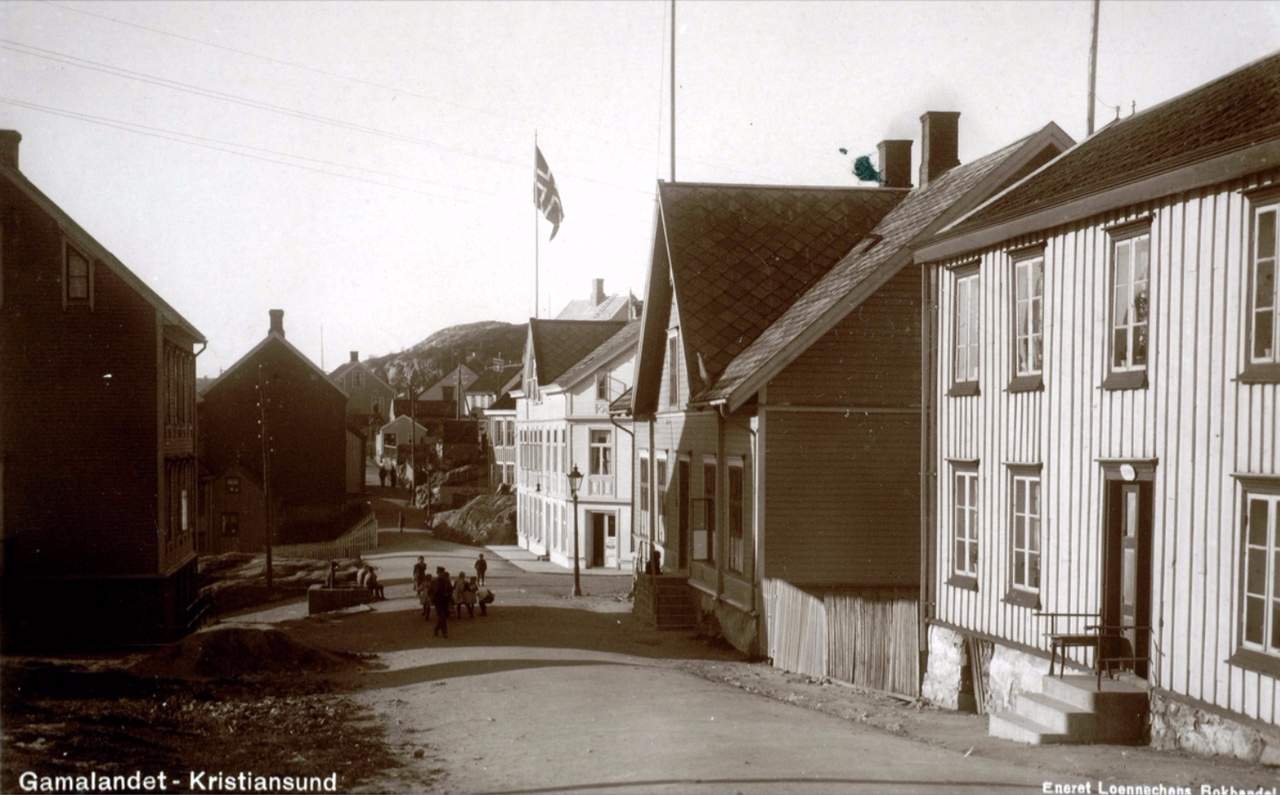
[1,0,1277,376]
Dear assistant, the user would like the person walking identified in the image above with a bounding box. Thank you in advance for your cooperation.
[453,571,471,618]
[412,556,427,591]
[378,463,388,488]
[389,465,398,489]
[474,553,488,586]
[431,567,452,638]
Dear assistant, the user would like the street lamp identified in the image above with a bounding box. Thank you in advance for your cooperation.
[567,464,583,597]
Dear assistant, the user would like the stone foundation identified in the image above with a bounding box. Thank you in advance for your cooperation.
[986,643,1050,713]
[1150,690,1280,766]
[695,591,760,658]
[922,624,966,709]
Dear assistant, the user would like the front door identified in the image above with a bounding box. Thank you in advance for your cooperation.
[678,459,690,569]
[1103,479,1153,679]
[591,513,606,568]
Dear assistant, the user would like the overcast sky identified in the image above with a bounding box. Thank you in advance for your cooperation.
[2,0,1277,376]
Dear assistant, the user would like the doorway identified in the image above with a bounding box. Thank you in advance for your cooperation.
[1102,479,1154,679]
[678,459,690,570]
[590,512,617,568]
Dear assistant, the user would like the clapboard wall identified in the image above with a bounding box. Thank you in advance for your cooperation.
[928,167,1280,727]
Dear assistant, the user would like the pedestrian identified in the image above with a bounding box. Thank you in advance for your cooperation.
[398,511,405,534]
[476,582,494,616]
[412,556,427,591]
[389,466,398,489]
[459,576,478,618]
[454,571,471,618]
[365,566,385,600]
[474,552,488,586]
[357,562,370,589]
[431,567,452,638]
[378,462,387,488]
[418,573,432,621]
[324,560,338,590]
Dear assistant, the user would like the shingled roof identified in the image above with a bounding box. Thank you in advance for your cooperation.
[659,182,906,394]
[700,123,1072,407]
[529,319,627,385]
[554,320,641,390]
[466,364,521,395]
[943,50,1280,237]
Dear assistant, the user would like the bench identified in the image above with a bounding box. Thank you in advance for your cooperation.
[307,585,375,615]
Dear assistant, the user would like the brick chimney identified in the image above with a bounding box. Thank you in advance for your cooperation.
[349,350,359,363]
[877,139,913,189]
[269,309,285,338]
[591,278,606,307]
[919,111,960,187]
[0,130,21,170]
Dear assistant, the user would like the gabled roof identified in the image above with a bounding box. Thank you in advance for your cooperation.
[632,181,906,413]
[939,50,1280,241]
[1,161,205,343]
[556,293,639,321]
[701,122,1074,409]
[528,319,627,385]
[465,365,522,395]
[608,386,633,416]
[202,331,348,401]
[485,393,517,413]
[421,363,480,394]
[328,358,394,392]
[378,414,431,436]
[552,320,641,391]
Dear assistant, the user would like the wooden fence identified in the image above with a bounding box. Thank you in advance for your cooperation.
[766,580,919,696]
[274,509,378,560]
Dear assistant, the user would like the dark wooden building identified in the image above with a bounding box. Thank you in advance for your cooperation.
[199,309,350,551]
[0,130,205,646]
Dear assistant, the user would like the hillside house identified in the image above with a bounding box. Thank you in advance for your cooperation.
[465,364,521,417]
[0,130,206,645]
[515,318,638,570]
[484,393,517,488]
[556,277,641,322]
[329,350,395,438]
[916,53,1280,755]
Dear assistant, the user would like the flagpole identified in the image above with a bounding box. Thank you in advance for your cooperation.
[670,0,676,182]
[534,130,540,319]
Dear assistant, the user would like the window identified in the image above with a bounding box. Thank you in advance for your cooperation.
[639,455,650,539]
[1012,253,1044,387]
[385,432,398,448]
[951,468,978,583]
[728,461,745,573]
[695,457,717,563]
[666,330,680,407]
[596,372,610,401]
[1011,473,1041,592]
[656,456,668,543]
[1240,485,1280,660]
[1105,226,1150,388]
[221,512,239,536]
[1246,200,1279,379]
[952,268,980,394]
[65,243,90,305]
[589,429,611,475]
[226,476,241,495]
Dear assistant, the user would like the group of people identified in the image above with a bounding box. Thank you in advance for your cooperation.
[377,460,404,489]
[325,560,386,599]
[412,553,493,639]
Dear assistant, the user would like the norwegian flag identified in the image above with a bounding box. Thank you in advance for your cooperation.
[534,145,564,240]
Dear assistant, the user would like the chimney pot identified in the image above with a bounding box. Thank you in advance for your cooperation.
[591,278,606,307]
[876,139,913,189]
[269,309,285,338]
[919,111,960,187]
[349,351,359,363]
[0,130,21,170]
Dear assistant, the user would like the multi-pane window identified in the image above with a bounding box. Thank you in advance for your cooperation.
[667,331,680,407]
[221,513,239,536]
[1242,489,1280,657]
[596,372,610,401]
[1110,231,1150,372]
[953,469,978,578]
[1011,474,1042,591]
[639,455,650,538]
[954,271,980,385]
[728,462,745,573]
[1250,204,1278,365]
[656,457,668,543]
[1013,256,1044,376]
[65,245,90,303]
[385,433,397,448]
[589,429,611,475]
[702,458,717,563]
[226,477,241,495]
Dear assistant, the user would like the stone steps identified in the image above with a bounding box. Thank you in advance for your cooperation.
[989,673,1149,746]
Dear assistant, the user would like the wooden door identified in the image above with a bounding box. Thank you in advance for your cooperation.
[1103,480,1153,678]
[591,513,606,568]
[678,460,690,569]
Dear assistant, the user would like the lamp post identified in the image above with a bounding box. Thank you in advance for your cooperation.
[567,464,583,597]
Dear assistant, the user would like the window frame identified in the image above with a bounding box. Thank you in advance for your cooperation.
[384,432,398,448]
[1103,220,1153,391]
[1009,246,1045,392]
[655,453,668,543]
[595,372,611,401]
[1005,466,1043,607]
[63,241,93,309]
[1232,477,1280,675]
[948,463,979,590]
[949,262,981,397]
[1243,189,1280,383]
[221,512,240,537]
[727,458,745,574]
[226,476,241,495]
[589,428,611,476]
[638,452,651,540]
[666,329,680,408]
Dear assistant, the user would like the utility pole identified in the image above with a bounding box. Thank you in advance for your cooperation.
[1087,0,1100,135]
[256,363,274,590]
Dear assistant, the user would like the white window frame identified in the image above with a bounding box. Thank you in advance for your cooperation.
[1241,485,1280,658]
[727,458,745,573]
[1013,254,1044,377]
[1248,201,1279,367]
[1109,229,1151,374]
[953,269,980,387]
[589,429,611,476]
[638,452,651,540]
[655,453,668,543]
[952,467,978,579]
[595,372,610,401]
[1011,472,1042,592]
[666,329,680,407]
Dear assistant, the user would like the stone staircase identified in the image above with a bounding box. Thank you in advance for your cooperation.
[633,574,697,630]
[989,674,1149,745]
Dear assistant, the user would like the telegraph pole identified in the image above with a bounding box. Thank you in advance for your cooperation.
[256,363,274,590]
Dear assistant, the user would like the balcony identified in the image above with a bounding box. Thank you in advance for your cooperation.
[585,474,614,497]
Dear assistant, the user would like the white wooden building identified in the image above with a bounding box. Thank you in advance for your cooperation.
[916,53,1280,754]
[513,319,638,570]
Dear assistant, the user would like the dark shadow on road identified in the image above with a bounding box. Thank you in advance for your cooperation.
[347,657,625,690]
[473,777,1034,794]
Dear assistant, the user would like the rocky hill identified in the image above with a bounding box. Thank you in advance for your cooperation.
[365,320,526,385]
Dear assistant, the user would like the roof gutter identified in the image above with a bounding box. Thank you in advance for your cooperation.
[917,139,1280,263]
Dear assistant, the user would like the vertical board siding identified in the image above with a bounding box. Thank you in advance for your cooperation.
[933,169,1280,726]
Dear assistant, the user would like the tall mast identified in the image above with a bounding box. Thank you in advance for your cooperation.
[670,0,676,182]
[1087,0,1100,135]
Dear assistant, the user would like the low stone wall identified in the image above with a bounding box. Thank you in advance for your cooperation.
[1150,690,1280,766]
[695,590,759,658]
[922,624,966,709]
[307,585,374,615]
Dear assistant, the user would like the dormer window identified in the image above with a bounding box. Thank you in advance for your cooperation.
[64,242,92,307]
